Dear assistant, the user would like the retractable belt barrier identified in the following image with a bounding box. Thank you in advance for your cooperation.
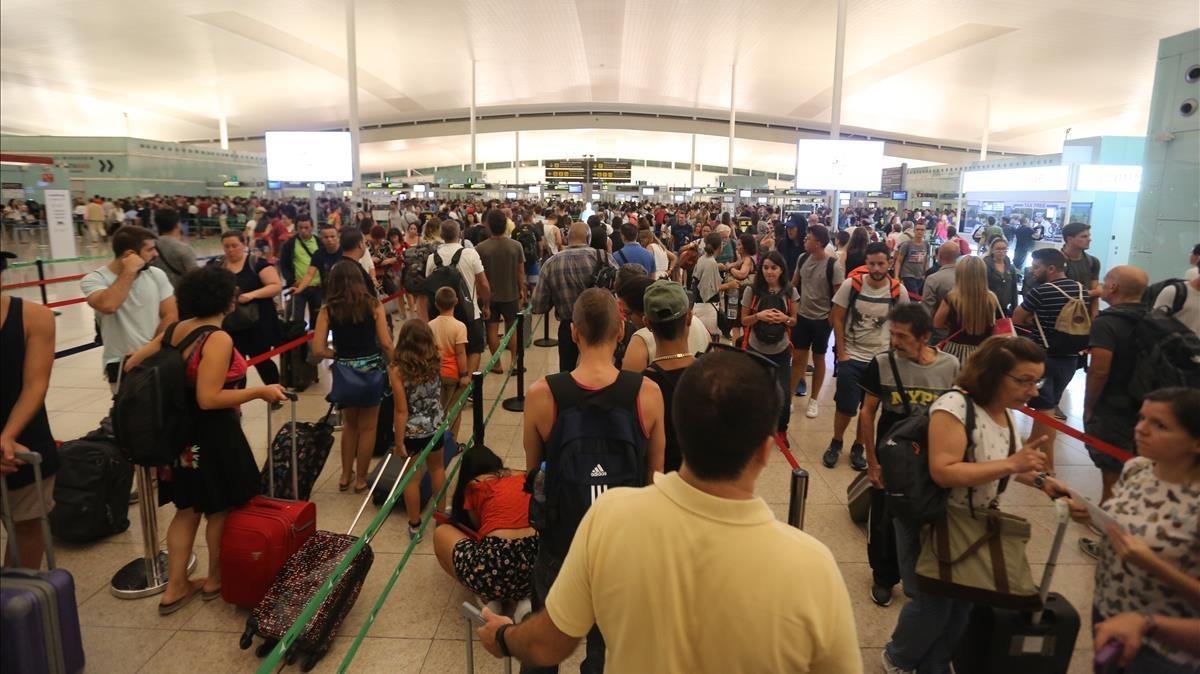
[1016,406,1134,463]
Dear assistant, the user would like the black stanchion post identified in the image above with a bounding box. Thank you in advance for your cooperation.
[787,467,809,530]
[502,313,526,412]
[533,312,557,347]
[35,259,48,305]
[472,371,485,449]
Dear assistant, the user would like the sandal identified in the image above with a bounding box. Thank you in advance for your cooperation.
[338,476,352,492]
[158,584,202,616]
[200,586,222,602]
[353,481,370,494]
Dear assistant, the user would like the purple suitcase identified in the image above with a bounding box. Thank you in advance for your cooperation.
[2,451,85,674]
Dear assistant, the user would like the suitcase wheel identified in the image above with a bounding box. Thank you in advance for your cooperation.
[239,632,254,650]
[300,654,320,672]
[255,639,279,658]
[285,649,299,666]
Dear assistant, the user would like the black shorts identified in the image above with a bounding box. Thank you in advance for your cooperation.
[466,318,486,355]
[486,300,519,325]
[792,316,833,354]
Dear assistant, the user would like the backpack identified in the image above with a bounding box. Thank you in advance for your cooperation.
[748,289,792,344]
[589,249,617,291]
[401,242,436,294]
[1033,281,1091,348]
[844,265,903,324]
[1107,305,1200,401]
[513,225,538,262]
[49,420,134,543]
[878,387,1013,524]
[425,247,474,324]
[112,323,217,467]
[795,252,835,298]
[528,371,648,559]
[1142,278,1187,315]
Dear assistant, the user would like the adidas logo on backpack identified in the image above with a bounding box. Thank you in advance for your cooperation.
[590,464,608,478]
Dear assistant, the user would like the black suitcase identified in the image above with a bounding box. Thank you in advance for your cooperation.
[373,393,394,457]
[279,298,317,392]
[49,423,134,543]
[257,401,335,501]
[952,500,1080,674]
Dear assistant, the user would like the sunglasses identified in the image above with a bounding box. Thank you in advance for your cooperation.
[704,343,784,405]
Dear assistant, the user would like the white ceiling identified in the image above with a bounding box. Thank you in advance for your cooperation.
[2,0,1196,155]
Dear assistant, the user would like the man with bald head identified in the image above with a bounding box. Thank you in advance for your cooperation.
[1078,264,1149,559]
[530,222,618,371]
[919,242,962,343]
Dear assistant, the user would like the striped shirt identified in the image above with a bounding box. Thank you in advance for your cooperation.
[1022,278,1089,356]
[530,245,618,320]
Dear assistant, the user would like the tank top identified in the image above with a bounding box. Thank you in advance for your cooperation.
[644,363,687,473]
[1,298,58,488]
[330,312,379,359]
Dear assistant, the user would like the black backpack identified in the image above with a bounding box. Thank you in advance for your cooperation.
[513,225,538,262]
[1142,278,1187,315]
[49,420,134,543]
[425,247,474,324]
[113,323,216,467]
[749,288,792,344]
[878,385,1013,524]
[402,242,436,294]
[528,371,647,559]
[590,249,617,290]
[1106,304,1200,401]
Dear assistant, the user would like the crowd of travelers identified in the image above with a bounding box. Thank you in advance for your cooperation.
[2,191,1198,673]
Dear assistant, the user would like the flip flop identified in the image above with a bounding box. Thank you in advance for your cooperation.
[353,482,370,494]
[338,478,351,492]
[158,585,202,616]
[200,586,222,602]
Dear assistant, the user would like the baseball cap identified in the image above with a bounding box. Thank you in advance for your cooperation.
[643,280,689,323]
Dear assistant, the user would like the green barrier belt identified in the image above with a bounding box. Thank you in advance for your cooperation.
[337,319,526,672]
[257,309,527,673]
[8,254,111,269]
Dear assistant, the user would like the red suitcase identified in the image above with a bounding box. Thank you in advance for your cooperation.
[221,396,317,608]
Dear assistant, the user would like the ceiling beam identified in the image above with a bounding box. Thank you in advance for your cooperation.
[988,103,1135,142]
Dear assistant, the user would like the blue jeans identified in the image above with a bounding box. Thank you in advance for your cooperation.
[885,517,972,674]
[751,347,792,432]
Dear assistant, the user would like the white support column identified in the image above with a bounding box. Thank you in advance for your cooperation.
[470,60,477,172]
[514,130,520,185]
[345,0,362,207]
[218,117,229,150]
[829,0,848,140]
[690,133,697,189]
[980,95,991,161]
[728,64,737,177]
[794,135,801,188]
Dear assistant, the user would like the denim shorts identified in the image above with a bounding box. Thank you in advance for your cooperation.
[834,359,870,416]
[1028,355,1079,409]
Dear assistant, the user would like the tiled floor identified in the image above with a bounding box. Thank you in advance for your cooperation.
[3,236,1103,673]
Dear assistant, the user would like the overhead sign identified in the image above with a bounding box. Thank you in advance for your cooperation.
[1075,164,1142,192]
[544,159,632,183]
[962,165,1069,193]
[881,165,907,192]
[794,140,884,191]
[264,131,352,182]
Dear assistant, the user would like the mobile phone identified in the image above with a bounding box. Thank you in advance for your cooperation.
[1094,639,1122,674]
[459,601,487,628]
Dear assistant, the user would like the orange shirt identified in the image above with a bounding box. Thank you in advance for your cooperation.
[464,474,530,536]
[429,315,467,379]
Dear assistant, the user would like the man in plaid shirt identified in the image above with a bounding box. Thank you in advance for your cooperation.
[530,222,618,371]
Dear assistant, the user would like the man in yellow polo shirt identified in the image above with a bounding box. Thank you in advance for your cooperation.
[477,349,862,673]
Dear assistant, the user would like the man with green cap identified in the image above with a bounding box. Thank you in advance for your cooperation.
[641,280,698,473]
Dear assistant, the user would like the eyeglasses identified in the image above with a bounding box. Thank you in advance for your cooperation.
[1004,373,1045,389]
[704,343,784,405]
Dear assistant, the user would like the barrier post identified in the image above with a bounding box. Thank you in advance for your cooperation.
[472,371,485,449]
[787,468,809,530]
[533,312,557,347]
[501,312,527,412]
[110,467,196,598]
[35,259,48,305]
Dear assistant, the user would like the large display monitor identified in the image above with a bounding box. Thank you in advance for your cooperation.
[794,140,884,191]
[265,131,352,182]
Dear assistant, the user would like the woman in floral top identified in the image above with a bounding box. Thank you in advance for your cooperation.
[389,318,446,541]
[1078,387,1200,673]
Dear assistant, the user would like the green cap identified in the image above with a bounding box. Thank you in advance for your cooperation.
[643,280,689,323]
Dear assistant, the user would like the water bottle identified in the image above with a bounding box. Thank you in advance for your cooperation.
[530,461,547,530]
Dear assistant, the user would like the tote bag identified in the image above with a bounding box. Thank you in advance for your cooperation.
[327,360,385,408]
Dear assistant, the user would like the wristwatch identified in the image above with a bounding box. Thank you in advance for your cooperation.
[496,623,513,657]
[1032,472,1048,490]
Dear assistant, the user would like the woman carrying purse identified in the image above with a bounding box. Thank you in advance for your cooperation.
[883,337,1070,674]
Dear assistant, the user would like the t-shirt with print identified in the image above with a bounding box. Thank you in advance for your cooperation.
[860,350,959,439]
[429,315,467,379]
[1093,457,1200,669]
[928,391,1016,509]
[741,286,800,356]
[832,279,910,362]
[475,236,525,303]
[80,265,174,366]
[426,243,485,320]
[1021,277,1090,355]
[402,377,444,438]
[895,241,928,279]
[795,254,845,320]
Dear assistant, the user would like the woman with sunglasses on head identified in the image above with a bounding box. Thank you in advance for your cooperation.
[1073,387,1200,674]
[740,250,799,441]
[883,336,1070,674]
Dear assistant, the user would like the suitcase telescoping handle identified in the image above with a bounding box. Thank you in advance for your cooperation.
[346,452,412,537]
[266,392,301,500]
[1033,498,1071,622]
[0,450,57,570]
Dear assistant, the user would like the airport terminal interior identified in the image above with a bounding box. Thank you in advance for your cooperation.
[1,2,1199,673]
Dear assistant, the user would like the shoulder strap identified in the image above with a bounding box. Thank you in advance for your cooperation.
[995,414,1016,498]
[450,247,464,267]
[545,372,584,411]
[615,248,627,266]
[167,323,218,353]
[1169,280,1187,315]
[825,257,835,292]
[887,351,914,417]
[612,371,645,406]
[161,322,180,349]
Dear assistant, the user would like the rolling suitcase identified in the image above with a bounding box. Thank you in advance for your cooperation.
[279,298,317,392]
[221,395,318,609]
[847,471,871,524]
[368,431,458,507]
[257,400,335,501]
[1,451,86,674]
[240,453,412,672]
[952,499,1080,674]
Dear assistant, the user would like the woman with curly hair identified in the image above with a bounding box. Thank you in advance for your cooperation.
[389,318,446,540]
[312,262,394,493]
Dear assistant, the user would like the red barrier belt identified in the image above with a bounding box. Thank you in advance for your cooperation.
[1016,406,1134,463]
[245,332,315,367]
[45,297,88,309]
[0,272,86,291]
[775,434,801,470]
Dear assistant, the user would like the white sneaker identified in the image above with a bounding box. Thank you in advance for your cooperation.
[512,597,533,624]
[881,650,913,674]
[805,400,820,419]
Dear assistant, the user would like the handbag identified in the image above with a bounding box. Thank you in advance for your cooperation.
[327,359,386,407]
[223,299,259,332]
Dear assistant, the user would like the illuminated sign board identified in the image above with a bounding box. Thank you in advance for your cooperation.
[1075,164,1142,193]
[962,165,1069,192]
